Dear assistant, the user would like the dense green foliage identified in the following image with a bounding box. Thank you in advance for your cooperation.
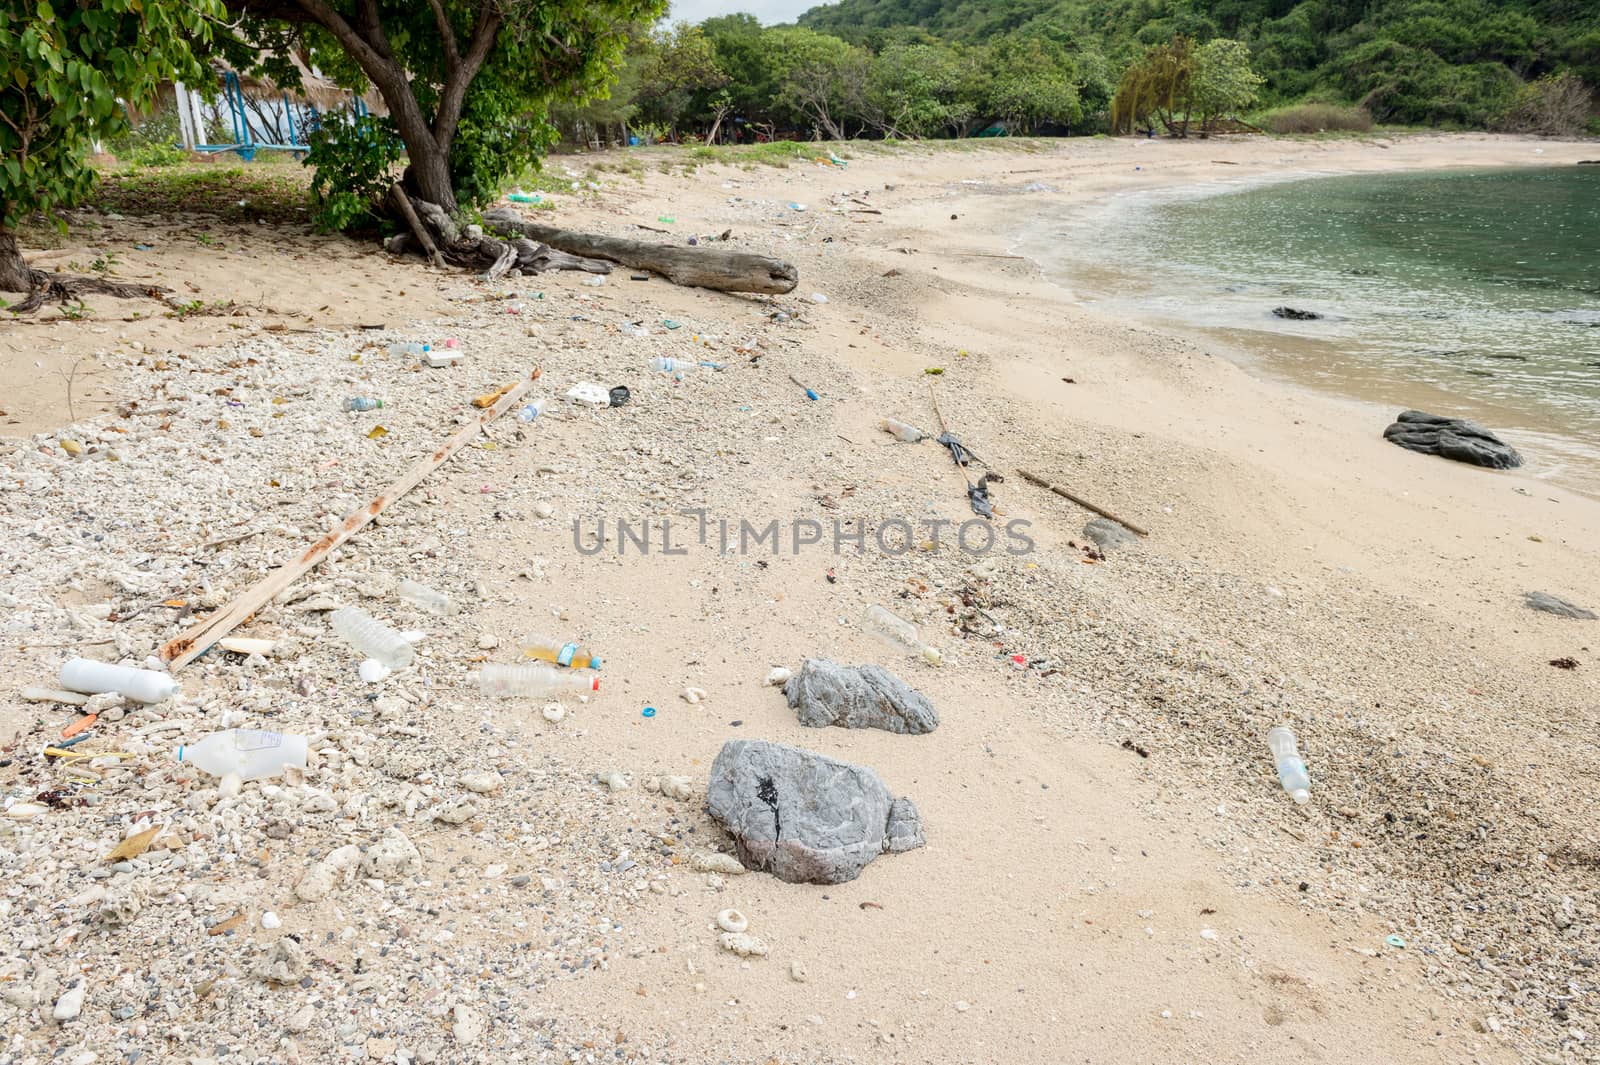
[1,0,221,241]
[302,112,404,232]
[797,0,1599,128]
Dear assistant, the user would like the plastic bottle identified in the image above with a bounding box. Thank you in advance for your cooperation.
[650,356,697,374]
[880,418,927,443]
[397,579,456,616]
[1266,725,1311,804]
[478,663,600,698]
[344,397,384,412]
[330,606,414,668]
[59,658,178,704]
[175,729,308,781]
[861,605,943,666]
[520,638,601,670]
[516,398,551,423]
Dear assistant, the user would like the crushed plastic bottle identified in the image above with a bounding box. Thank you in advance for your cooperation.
[1266,725,1311,804]
[387,341,430,358]
[59,658,177,704]
[397,579,456,616]
[343,397,384,412]
[175,729,308,781]
[520,637,601,670]
[650,356,697,374]
[861,605,942,665]
[330,606,414,669]
[478,662,600,698]
[880,418,927,443]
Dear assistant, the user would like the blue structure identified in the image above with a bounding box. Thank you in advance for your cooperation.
[192,71,369,160]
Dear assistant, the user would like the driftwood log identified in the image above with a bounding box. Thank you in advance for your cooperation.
[483,207,798,295]
[384,194,613,282]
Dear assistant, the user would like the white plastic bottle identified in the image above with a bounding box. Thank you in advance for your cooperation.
[397,579,456,616]
[516,397,551,422]
[861,605,943,665]
[330,606,415,669]
[1266,725,1311,804]
[59,658,178,704]
[478,663,600,698]
[175,729,308,781]
[879,418,926,443]
[650,356,697,374]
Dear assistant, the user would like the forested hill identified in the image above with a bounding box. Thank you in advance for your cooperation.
[796,0,1600,127]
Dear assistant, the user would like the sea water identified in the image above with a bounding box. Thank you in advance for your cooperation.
[1023,165,1600,489]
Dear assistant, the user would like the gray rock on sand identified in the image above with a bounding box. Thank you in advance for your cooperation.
[783,658,938,734]
[1272,306,1322,321]
[706,739,925,884]
[1382,410,1522,469]
[1525,592,1597,620]
[1084,518,1138,553]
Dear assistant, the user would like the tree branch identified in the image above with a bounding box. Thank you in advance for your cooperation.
[432,1,501,152]
[427,0,461,74]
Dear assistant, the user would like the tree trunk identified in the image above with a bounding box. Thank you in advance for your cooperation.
[0,228,35,294]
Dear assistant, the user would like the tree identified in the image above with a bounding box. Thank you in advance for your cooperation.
[1111,36,1197,135]
[2,0,222,307]
[1190,38,1264,133]
[973,34,1082,133]
[635,23,727,140]
[767,27,870,140]
[226,0,663,216]
[866,41,971,138]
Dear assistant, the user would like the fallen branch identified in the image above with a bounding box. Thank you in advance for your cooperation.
[1016,469,1148,537]
[158,369,542,670]
[483,207,798,294]
[10,274,171,315]
[389,182,446,269]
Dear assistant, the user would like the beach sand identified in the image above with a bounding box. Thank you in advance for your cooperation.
[1,133,1596,1063]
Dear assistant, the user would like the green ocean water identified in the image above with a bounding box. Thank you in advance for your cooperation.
[1030,165,1600,486]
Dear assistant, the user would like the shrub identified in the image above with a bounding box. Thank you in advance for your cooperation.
[1496,72,1593,136]
[302,111,403,233]
[1263,103,1375,133]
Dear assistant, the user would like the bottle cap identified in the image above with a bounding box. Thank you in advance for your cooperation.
[588,677,600,692]
[175,745,186,763]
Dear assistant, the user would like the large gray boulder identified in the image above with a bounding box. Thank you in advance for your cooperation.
[1382,410,1522,469]
[783,658,938,734]
[706,740,925,884]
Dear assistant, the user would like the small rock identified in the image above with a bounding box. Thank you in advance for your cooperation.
[296,844,361,901]
[533,501,554,519]
[459,771,501,794]
[286,1004,315,1034]
[690,852,746,875]
[658,775,692,801]
[955,1000,971,1012]
[476,633,499,650]
[1083,518,1137,552]
[765,666,793,686]
[256,937,308,985]
[1526,592,1597,620]
[261,911,282,930]
[789,960,808,983]
[718,932,768,957]
[600,771,629,792]
[53,983,86,1022]
[1272,306,1321,320]
[716,908,749,933]
[682,686,707,704]
[361,828,422,879]
[783,659,938,734]
[451,1003,484,1046]
[430,798,480,825]
[541,703,565,723]
[1382,409,1522,469]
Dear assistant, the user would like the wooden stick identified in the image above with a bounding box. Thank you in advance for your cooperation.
[1016,468,1149,537]
[158,369,541,670]
[389,183,445,269]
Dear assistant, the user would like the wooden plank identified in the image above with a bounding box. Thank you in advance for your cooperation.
[158,369,540,670]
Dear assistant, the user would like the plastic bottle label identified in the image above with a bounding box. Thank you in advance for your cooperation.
[556,642,578,667]
[231,730,284,752]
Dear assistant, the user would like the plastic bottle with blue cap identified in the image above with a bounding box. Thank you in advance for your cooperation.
[520,637,601,671]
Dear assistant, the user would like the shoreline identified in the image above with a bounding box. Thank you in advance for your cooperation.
[2,133,1597,1063]
[995,150,1600,497]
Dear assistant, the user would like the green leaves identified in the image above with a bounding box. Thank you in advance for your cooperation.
[2,0,222,230]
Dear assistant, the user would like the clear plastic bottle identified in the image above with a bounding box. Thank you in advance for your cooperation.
[397,579,456,616]
[59,658,178,704]
[880,418,927,443]
[861,605,943,665]
[175,729,308,781]
[344,397,384,412]
[330,606,414,668]
[1266,726,1311,804]
[520,637,601,670]
[650,356,697,374]
[516,398,551,423]
[479,663,600,698]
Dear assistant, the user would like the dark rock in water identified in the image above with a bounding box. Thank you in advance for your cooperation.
[707,740,924,884]
[1525,592,1597,620]
[783,659,938,734]
[1382,410,1522,469]
[1483,353,1529,361]
[1084,518,1138,553]
[1272,306,1322,320]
